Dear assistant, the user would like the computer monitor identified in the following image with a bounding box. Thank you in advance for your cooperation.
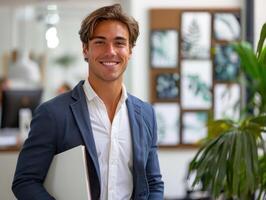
[1,89,43,128]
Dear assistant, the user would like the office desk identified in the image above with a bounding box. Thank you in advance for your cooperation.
[0,129,23,152]
[0,144,21,152]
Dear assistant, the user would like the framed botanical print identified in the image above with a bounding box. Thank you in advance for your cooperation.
[153,103,180,145]
[181,60,212,109]
[214,83,241,121]
[214,12,241,41]
[181,12,211,59]
[182,111,208,144]
[151,69,179,102]
[150,30,178,68]
[214,44,239,81]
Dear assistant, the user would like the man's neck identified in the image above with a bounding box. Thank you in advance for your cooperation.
[88,78,123,123]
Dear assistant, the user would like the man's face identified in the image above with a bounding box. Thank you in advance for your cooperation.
[83,20,132,85]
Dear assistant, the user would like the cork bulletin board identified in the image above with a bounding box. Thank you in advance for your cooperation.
[149,8,242,148]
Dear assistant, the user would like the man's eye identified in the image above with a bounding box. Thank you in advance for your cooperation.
[95,41,104,45]
[116,41,126,46]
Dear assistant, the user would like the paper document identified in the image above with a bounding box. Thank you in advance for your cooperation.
[44,145,91,200]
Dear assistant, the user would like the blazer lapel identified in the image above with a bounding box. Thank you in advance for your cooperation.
[126,96,146,192]
[70,81,101,185]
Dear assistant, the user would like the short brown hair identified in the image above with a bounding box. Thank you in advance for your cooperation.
[79,4,139,48]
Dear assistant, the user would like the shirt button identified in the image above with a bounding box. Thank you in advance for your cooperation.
[111,159,116,165]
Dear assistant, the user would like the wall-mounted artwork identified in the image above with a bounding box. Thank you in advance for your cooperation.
[214,83,240,121]
[153,103,180,145]
[214,44,239,81]
[182,112,208,144]
[214,13,241,41]
[150,30,178,68]
[181,12,211,59]
[149,8,241,148]
[181,60,212,109]
[155,72,179,100]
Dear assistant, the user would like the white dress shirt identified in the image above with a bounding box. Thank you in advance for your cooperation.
[83,80,133,200]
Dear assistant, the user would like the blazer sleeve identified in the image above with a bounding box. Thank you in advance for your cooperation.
[12,103,57,200]
[146,106,164,199]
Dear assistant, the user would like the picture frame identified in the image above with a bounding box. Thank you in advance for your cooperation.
[153,103,180,145]
[181,12,211,59]
[182,111,208,144]
[181,60,212,109]
[151,69,179,102]
[214,44,240,81]
[214,83,241,121]
[214,12,241,41]
[150,29,178,68]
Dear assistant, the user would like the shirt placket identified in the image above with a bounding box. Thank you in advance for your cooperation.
[107,114,120,200]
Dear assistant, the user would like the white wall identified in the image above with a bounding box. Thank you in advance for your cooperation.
[254,0,266,48]
[158,149,198,198]
[0,6,13,76]
[124,0,243,198]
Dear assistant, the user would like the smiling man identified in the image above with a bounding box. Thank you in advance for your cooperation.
[12,4,164,200]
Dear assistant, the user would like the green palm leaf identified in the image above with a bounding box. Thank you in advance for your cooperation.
[189,116,266,199]
[189,22,266,200]
[232,23,266,114]
[257,23,266,58]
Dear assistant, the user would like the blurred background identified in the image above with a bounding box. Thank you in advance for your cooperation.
[0,0,265,199]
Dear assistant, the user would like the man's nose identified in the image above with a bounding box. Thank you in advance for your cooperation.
[105,43,116,55]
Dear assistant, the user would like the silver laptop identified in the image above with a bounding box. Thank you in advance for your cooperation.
[44,145,91,200]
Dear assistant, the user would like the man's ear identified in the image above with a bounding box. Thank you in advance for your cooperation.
[129,47,132,59]
[82,43,88,60]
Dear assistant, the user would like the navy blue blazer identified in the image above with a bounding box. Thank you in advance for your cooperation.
[12,81,164,200]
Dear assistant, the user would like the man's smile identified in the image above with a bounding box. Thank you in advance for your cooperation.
[99,61,120,67]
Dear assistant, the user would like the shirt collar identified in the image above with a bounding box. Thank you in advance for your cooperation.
[83,79,128,103]
[83,79,98,101]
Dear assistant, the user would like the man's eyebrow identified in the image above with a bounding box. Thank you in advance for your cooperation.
[89,36,128,41]
[90,36,106,40]
[115,36,127,41]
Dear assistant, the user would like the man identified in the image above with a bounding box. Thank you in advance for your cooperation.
[12,4,164,200]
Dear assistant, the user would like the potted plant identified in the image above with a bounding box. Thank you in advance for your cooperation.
[188,23,266,200]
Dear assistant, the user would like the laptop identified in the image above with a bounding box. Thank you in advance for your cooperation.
[44,145,91,200]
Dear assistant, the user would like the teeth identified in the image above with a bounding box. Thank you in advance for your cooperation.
[102,62,117,66]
